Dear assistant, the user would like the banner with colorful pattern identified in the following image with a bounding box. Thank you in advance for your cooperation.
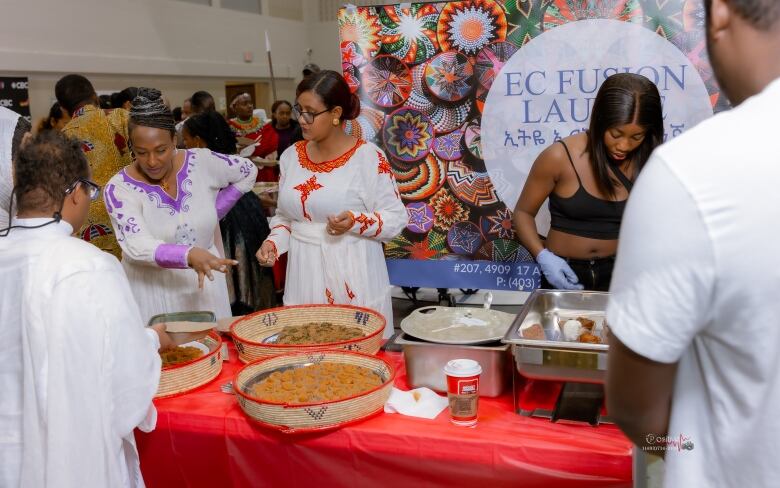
[338,0,723,291]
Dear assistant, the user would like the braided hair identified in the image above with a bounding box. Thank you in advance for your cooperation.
[184,111,238,155]
[128,87,176,136]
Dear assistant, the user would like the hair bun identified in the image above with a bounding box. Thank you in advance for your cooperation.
[136,87,162,102]
[130,87,166,118]
[345,92,361,120]
[129,87,175,133]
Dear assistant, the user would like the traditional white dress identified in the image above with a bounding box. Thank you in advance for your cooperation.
[265,140,407,337]
[0,218,161,488]
[104,148,258,322]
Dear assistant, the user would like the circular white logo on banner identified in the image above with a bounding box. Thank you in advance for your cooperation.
[482,19,713,234]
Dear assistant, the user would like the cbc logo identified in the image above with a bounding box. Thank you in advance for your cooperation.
[0,99,13,107]
[0,81,28,90]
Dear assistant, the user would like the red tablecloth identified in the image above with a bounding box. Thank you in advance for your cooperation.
[137,343,632,488]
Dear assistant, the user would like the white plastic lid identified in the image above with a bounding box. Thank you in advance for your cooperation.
[444,359,482,377]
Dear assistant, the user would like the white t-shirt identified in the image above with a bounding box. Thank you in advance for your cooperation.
[607,77,780,487]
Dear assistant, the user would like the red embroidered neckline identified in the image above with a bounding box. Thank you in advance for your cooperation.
[296,139,364,173]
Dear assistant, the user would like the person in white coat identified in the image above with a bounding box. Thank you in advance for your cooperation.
[0,130,171,488]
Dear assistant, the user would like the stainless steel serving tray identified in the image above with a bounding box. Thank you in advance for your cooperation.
[503,290,609,384]
[394,333,510,397]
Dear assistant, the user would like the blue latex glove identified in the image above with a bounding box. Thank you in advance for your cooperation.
[536,249,584,290]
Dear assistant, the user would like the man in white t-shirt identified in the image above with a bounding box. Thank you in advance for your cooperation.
[605,0,780,486]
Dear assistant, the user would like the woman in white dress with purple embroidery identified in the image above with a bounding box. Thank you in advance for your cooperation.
[257,71,406,337]
[104,89,257,321]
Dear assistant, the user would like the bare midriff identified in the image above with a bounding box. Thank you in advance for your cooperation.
[545,229,618,260]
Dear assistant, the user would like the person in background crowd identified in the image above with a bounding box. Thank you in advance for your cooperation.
[302,63,321,78]
[172,106,183,123]
[113,86,139,111]
[271,100,302,157]
[175,97,193,148]
[512,73,663,291]
[0,130,169,488]
[104,88,258,322]
[228,92,278,182]
[110,91,123,110]
[191,90,216,114]
[182,97,192,119]
[262,99,303,297]
[55,73,132,259]
[98,94,112,109]
[36,102,70,133]
[0,107,32,229]
[183,110,278,314]
[257,70,406,337]
[606,0,780,486]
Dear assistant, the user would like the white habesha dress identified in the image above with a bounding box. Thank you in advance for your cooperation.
[104,148,258,322]
[265,139,407,337]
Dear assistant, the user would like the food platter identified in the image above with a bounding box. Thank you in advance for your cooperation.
[503,290,610,384]
[233,351,395,433]
[401,305,515,345]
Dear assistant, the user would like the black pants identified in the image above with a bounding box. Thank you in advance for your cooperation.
[540,256,615,291]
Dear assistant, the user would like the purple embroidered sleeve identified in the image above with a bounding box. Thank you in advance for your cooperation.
[154,244,190,269]
[215,184,243,219]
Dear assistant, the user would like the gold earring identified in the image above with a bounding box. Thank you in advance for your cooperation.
[333,118,340,126]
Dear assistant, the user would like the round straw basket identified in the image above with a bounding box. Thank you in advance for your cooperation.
[233,350,395,433]
[230,304,385,363]
[156,331,223,399]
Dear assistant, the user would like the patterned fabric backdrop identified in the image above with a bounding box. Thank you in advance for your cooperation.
[338,0,723,290]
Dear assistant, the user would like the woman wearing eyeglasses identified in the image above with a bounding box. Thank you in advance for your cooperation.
[104,88,258,322]
[256,71,406,337]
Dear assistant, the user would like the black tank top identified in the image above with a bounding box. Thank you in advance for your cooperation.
[548,141,633,240]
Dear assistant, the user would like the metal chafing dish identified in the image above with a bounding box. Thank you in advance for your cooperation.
[394,333,511,397]
[503,290,609,384]
[395,293,513,397]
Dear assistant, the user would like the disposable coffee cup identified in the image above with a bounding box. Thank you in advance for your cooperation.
[444,359,482,426]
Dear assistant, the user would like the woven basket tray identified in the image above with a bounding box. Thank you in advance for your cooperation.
[156,331,223,399]
[233,350,395,433]
[230,304,385,363]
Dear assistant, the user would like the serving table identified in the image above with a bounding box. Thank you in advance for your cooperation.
[137,342,632,487]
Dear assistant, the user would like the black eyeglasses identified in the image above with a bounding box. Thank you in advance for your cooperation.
[65,178,101,202]
[292,104,330,125]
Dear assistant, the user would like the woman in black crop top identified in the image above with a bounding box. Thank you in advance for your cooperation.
[512,73,663,291]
